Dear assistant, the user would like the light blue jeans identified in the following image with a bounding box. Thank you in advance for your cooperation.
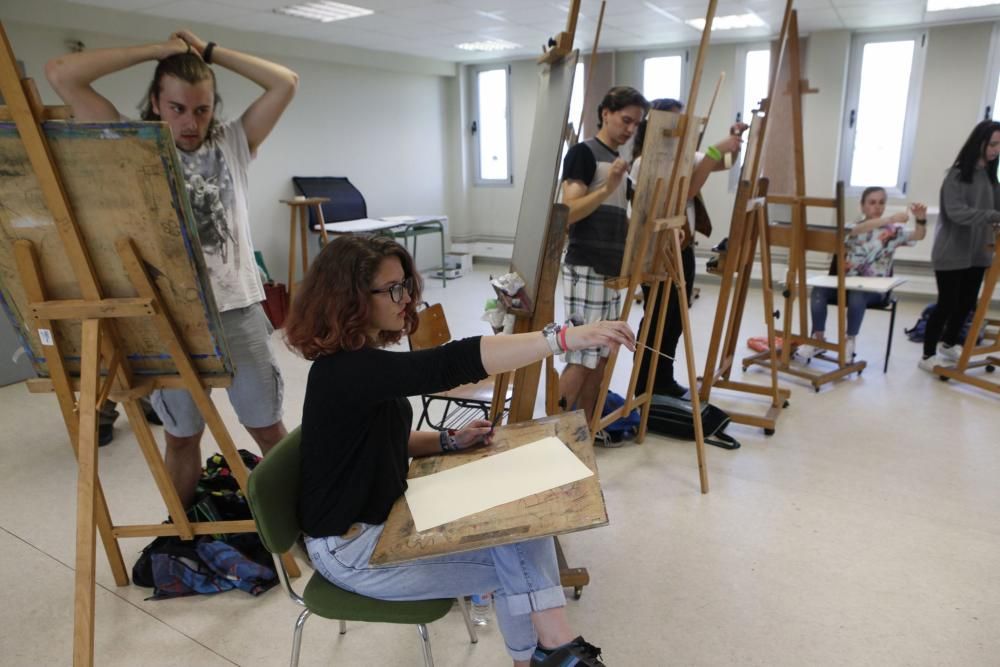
[305,524,566,661]
[810,286,887,337]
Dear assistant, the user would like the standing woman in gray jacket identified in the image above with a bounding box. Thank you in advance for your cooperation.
[920,120,1000,370]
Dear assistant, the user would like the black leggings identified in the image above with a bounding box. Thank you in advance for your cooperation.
[923,266,987,357]
[636,244,696,392]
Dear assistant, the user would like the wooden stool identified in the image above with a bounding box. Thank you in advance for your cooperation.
[280,197,329,301]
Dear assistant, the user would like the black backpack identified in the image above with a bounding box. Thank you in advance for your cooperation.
[647,394,740,450]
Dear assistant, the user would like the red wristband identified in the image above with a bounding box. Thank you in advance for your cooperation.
[559,327,568,352]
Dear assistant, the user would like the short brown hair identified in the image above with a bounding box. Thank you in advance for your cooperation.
[596,86,649,129]
[283,235,422,360]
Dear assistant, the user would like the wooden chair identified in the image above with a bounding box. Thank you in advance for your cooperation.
[247,427,478,667]
[408,303,510,430]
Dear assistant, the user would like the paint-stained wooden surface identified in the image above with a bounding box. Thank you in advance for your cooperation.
[371,410,608,566]
[619,110,703,278]
[0,121,230,378]
[759,9,803,198]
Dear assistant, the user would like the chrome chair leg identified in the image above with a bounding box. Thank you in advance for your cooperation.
[417,623,435,667]
[290,608,312,667]
[458,597,478,644]
[339,619,347,635]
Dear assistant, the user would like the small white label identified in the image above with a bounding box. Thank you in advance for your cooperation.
[37,328,54,346]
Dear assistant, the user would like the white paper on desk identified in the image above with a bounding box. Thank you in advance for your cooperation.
[806,275,905,292]
[404,436,594,532]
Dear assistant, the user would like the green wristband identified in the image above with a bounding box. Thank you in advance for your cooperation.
[705,145,722,162]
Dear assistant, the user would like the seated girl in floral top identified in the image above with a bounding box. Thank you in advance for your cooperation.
[798,186,927,360]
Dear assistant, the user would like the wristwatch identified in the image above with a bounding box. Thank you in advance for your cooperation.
[542,322,563,355]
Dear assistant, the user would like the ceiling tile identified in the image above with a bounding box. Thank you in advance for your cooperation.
[139,0,254,22]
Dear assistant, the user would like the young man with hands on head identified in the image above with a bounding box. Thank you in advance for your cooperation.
[46,30,298,506]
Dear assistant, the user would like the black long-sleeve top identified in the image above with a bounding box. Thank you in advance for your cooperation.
[299,336,488,538]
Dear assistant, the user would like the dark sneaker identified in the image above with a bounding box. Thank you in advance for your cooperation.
[593,429,624,449]
[530,636,605,666]
[144,406,163,426]
[98,423,113,447]
[654,379,689,399]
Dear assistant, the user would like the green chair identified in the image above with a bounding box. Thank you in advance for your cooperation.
[247,427,478,667]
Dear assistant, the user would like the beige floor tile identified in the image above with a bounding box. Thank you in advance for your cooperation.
[1,266,998,666]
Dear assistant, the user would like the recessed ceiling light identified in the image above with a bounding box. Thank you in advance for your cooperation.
[927,0,1000,10]
[686,12,767,31]
[274,1,373,23]
[455,39,521,52]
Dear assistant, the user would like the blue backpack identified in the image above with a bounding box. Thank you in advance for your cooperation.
[600,391,640,442]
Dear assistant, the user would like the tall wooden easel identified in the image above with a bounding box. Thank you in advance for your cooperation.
[741,9,865,392]
[0,25,297,667]
[588,0,720,494]
[935,230,1000,392]
[486,2,592,595]
[696,2,796,432]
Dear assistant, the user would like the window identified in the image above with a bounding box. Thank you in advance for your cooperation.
[982,23,1000,121]
[473,66,513,185]
[839,30,927,198]
[731,45,771,189]
[642,53,685,102]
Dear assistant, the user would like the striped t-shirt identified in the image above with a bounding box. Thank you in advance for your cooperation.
[562,138,629,277]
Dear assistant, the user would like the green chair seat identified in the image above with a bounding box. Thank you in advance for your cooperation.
[302,574,453,624]
[247,427,477,667]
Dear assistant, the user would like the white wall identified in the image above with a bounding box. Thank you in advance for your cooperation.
[2,0,456,279]
[457,20,999,274]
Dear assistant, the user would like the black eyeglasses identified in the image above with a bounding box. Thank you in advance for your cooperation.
[370,276,414,303]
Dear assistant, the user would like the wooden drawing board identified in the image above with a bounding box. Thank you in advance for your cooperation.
[371,410,607,566]
[617,110,703,279]
[510,51,579,310]
[0,121,231,379]
[758,7,804,198]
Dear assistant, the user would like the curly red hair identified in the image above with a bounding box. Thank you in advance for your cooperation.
[283,235,422,360]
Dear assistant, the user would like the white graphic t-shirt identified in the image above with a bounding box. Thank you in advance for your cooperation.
[176,120,264,312]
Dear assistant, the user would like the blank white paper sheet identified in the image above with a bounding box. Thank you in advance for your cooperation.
[404,436,595,532]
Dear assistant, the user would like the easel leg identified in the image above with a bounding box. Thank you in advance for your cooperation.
[73,320,101,667]
[121,399,194,540]
[669,232,708,494]
[287,206,297,302]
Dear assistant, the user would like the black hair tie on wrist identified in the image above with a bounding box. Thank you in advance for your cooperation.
[203,41,216,64]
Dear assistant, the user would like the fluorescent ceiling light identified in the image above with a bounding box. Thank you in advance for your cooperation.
[927,0,1000,10]
[274,1,373,23]
[455,39,521,52]
[687,12,766,31]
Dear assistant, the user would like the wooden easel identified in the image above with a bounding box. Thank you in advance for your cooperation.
[696,2,795,432]
[935,230,1000,392]
[586,0,719,494]
[0,25,297,667]
[740,9,865,392]
[540,0,581,65]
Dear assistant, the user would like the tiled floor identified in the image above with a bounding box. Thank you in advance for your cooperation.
[1,265,998,666]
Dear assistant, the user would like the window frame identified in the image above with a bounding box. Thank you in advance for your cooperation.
[980,22,1000,122]
[471,64,514,187]
[730,42,772,191]
[837,28,928,200]
[639,48,689,106]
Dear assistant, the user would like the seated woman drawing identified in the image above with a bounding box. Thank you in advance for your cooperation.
[798,186,927,360]
[283,235,635,667]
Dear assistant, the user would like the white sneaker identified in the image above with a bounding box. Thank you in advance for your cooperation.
[845,337,856,361]
[795,344,819,360]
[937,342,962,362]
[919,355,953,373]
